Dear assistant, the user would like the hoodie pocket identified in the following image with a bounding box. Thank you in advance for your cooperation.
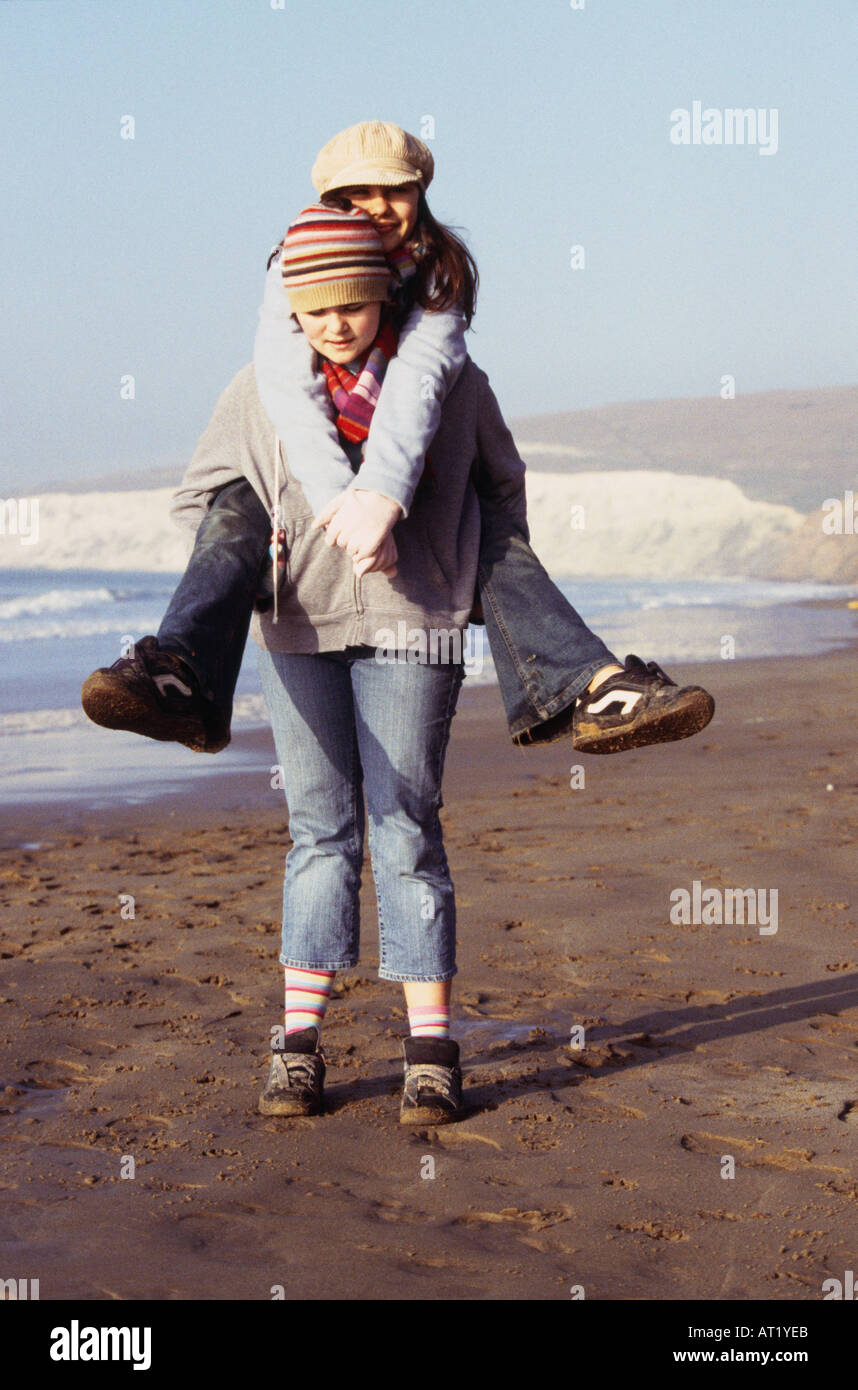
[282,516,357,619]
[411,509,454,594]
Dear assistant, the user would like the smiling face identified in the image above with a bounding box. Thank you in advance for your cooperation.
[335,183,420,252]
[294,301,383,364]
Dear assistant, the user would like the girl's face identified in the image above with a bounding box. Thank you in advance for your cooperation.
[295,301,382,363]
[336,182,420,251]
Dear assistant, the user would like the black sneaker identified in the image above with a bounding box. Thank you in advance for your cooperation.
[80,636,229,753]
[399,1035,464,1125]
[258,1027,326,1117]
[573,654,715,754]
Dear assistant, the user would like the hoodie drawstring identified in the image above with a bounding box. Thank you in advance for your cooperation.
[271,435,285,625]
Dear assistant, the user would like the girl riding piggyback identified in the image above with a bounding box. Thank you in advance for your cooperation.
[254,120,480,582]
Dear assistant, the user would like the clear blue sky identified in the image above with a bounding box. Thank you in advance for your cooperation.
[2,0,855,491]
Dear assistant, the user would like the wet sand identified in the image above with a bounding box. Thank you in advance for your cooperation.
[1,651,857,1300]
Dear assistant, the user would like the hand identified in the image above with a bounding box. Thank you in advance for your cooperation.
[312,488,402,560]
[353,531,398,579]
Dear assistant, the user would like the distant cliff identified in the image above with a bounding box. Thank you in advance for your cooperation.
[3,472,855,585]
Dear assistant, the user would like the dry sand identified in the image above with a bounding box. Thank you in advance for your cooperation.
[1,651,856,1301]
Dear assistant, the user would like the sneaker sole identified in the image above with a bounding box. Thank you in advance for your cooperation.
[574,689,715,755]
[81,671,212,752]
[258,1093,322,1117]
[399,1103,463,1126]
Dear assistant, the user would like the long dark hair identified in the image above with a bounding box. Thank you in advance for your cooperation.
[319,187,479,327]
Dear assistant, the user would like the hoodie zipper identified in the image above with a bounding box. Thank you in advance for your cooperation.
[353,566,364,618]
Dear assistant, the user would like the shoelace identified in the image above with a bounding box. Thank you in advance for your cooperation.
[645,660,674,685]
[405,1062,458,1101]
[628,655,674,685]
[276,1053,322,1088]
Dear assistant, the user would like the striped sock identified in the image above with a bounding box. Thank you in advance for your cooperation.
[284,967,336,1039]
[408,1004,451,1039]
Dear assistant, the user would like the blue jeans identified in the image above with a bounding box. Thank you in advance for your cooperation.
[258,645,463,982]
[476,503,617,741]
[157,479,272,724]
[158,479,618,741]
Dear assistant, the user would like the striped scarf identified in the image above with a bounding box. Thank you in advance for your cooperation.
[387,242,420,286]
[321,318,400,443]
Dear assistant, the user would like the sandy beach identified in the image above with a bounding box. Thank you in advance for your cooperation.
[1,650,856,1301]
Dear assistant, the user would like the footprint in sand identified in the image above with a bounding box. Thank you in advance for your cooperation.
[452,1206,573,1232]
[680,1131,850,1175]
[615,1220,688,1242]
[601,1172,639,1191]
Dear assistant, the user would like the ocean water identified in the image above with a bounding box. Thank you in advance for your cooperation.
[1,567,856,815]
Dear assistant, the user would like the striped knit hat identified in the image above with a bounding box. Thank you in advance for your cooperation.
[280,203,391,312]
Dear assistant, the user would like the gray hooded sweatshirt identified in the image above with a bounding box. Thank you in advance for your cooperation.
[170,359,529,655]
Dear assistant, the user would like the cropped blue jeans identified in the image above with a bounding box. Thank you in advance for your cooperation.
[258,645,463,982]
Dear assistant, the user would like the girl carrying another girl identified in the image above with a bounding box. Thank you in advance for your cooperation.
[81,122,715,1119]
[82,120,714,765]
[170,201,532,1120]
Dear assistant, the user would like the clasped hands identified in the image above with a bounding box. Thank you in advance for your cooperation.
[311,488,402,578]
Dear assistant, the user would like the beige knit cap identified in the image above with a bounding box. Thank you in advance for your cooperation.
[280,203,390,312]
[312,120,434,195]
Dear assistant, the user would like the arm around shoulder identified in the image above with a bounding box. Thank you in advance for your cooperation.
[355,300,469,516]
[254,254,355,515]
